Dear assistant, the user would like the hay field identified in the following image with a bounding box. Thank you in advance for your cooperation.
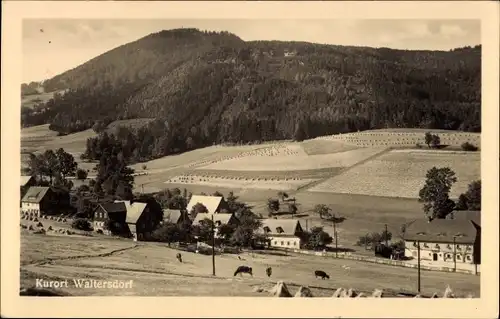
[319,129,481,148]
[309,149,480,199]
[20,234,479,297]
[300,139,360,155]
[165,174,317,191]
[200,145,387,171]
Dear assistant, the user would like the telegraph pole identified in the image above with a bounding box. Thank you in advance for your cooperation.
[384,224,388,247]
[333,213,338,257]
[453,236,457,272]
[211,214,216,276]
[417,240,421,293]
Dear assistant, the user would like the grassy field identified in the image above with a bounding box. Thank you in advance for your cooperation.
[309,149,481,199]
[20,233,480,297]
[21,90,66,109]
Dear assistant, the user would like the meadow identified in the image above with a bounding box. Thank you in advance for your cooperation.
[20,233,480,297]
[309,149,480,199]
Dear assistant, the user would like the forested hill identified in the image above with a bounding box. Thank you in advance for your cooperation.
[22,28,481,160]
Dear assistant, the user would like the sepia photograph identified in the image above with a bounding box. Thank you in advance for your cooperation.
[2,1,499,318]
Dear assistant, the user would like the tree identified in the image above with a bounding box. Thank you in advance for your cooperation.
[218,223,236,243]
[461,142,478,152]
[56,148,77,178]
[304,226,333,250]
[424,132,433,148]
[267,198,280,216]
[431,134,441,148]
[457,180,481,210]
[418,167,457,220]
[152,222,180,246]
[190,203,208,220]
[76,169,88,180]
[289,203,298,218]
[314,204,330,219]
[192,218,214,242]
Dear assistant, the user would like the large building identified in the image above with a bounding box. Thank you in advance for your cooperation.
[256,219,304,249]
[93,202,128,235]
[186,195,230,216]
[21,186,71,217]
[404,211,481,266]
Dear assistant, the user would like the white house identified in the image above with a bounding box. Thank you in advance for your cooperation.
[256,219,304,249]
[404,214,481,266]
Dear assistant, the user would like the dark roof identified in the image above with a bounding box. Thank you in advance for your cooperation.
[447,210,481,226]
[21,187,50,203]
[405,218,478,244]
[99,202,127,213]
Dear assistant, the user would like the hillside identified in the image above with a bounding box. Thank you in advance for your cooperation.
[21,28,481,163]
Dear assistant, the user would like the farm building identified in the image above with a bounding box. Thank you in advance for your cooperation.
[162,209,191,226]
[186,195,230,215]
[21,186,71,217]
[192,212,239,238]
[404,214,481,266]
[116,200,163,241]
[93,202,128,235]
[256,219,305,249]
[20,175,36,199]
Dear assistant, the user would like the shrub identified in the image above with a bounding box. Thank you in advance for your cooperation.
[71,218,92,231]
[461,142,478,152]
[76,169,88,180]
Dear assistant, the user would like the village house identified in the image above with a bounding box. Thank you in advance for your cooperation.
[404,212,481,266]
[186,195,231,216]
[162,209,191,226]
[117,200,162,241]
[20,175,36,199]
[256,219,304,249]
[93,202,128,235]
[21,186,71,217]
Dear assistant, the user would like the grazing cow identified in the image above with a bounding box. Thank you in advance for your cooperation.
[176,253,182,263]
[234,266,253,277]
[266,267,272,278]
[314,270,330,280]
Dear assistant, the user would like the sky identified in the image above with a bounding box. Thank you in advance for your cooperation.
[22,19,481,83]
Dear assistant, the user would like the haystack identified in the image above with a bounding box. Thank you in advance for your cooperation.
[252,286,267,293]
[36,222,43,227]
[48,226,53,231]
[414,294,422,298]
[371,289,384,298]
[431,293,439,298]
[355,293,365,298]
[294,286,314,297]
[28,225,34,231]
[346,288,357,297]
[443,286,454,298]
[33,218,39,222]
[269,281,292,297]
[332,288,344,298]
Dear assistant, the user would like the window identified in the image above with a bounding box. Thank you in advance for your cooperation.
[446,254,452,258]
[281,241,284,245]
[274,241,277,245]
[423,243,429,248]
[287,242,290,246]
[447,244,451,249]
[293,242,296,246]
[263,226,271,233]
[466,255,472,261]
[276,227,284,234]
[434,244,440,249]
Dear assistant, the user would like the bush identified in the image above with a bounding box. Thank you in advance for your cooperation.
[461,142,478,151]
[71,218,92,231]
[76,169,88,180]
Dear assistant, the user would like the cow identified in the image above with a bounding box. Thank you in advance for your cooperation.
[314,270,330,279]
[234,266,253,277]
[266,266,272,278]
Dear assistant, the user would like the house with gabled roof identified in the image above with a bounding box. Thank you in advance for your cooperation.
[93,202,128,235]
[186,195,230,216]
[256,219,305,249]
[21,186,70,217]
[404,214,481,265]
[192,212,239,239]
[115,200,162,241]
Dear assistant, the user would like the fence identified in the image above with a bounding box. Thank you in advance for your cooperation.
[289,249,480,275]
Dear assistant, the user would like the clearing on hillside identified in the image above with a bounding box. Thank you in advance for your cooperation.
[309,149,480,199]
[200,145,387,171]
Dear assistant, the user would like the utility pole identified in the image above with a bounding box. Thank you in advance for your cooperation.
[384,224,388,247]
[141,184,144,194]
[333,213,338,257]
[365,234,368,250]
[453,236,457,272]
[211,214,216,276]
[305,219,308,231]
[417,240,421,293]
